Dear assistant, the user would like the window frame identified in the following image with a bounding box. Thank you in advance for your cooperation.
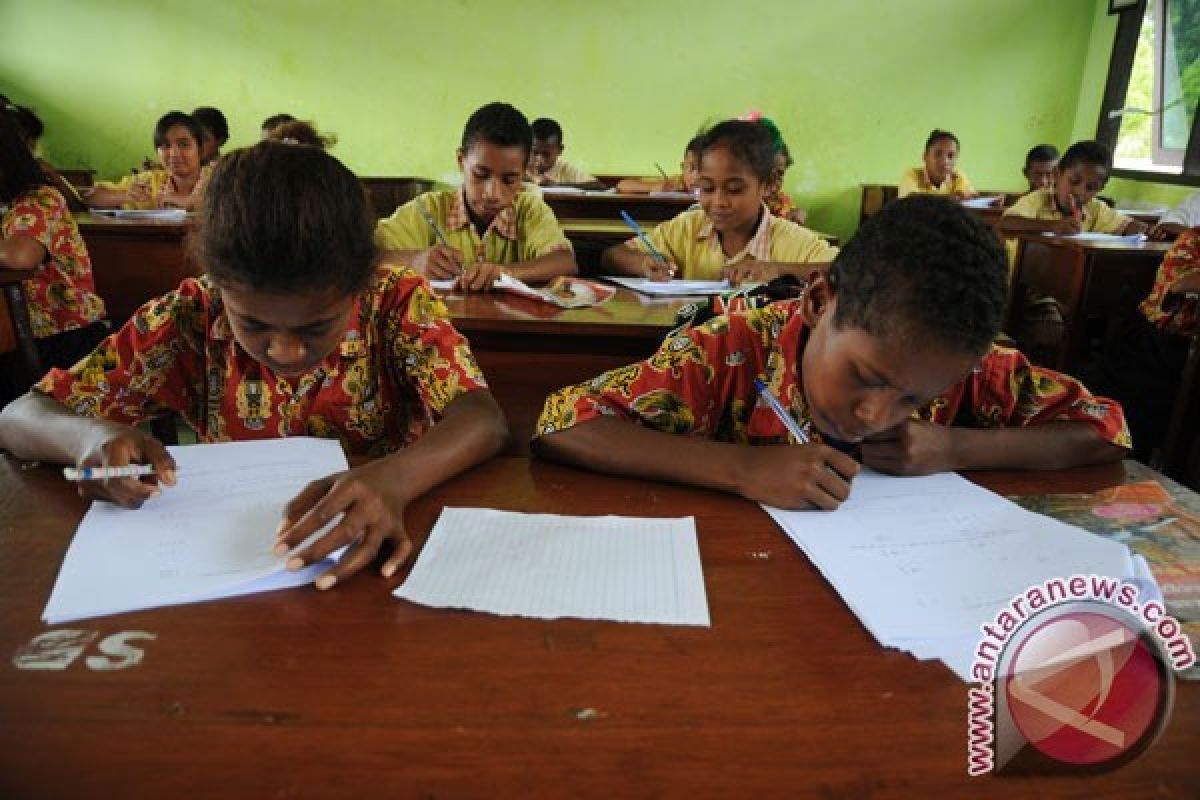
[1097,0,1200,185]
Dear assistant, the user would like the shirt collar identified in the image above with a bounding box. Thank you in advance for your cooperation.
[697,203,774,264]
[446,186,518,241]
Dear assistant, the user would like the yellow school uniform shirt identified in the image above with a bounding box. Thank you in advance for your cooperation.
[1001,188,1133,265]
[624,204,838,281]
[1002,188,1130,233]
[536,160,596,184]
[897,166,974,198]
[93,166,212,210]
[375,188,572,264]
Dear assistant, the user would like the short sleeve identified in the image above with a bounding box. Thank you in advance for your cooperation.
[375,199,435,251]
[1003,192,1042,219]
[897,168,920,198]
[1089,202,1130,234]
[34,280,211,424]
[771,221,838,263]
[383,275,489,416]
[516,194,572,261]
[3,186,63,253]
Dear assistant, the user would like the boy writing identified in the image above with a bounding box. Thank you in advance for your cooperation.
[534,196,1128,511]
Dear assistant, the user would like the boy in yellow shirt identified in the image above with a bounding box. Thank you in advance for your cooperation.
[526,118,604,189]
[999,141,1148,237]
[601,119,836,284]
[898,129,976,199]
[375,102,576,291]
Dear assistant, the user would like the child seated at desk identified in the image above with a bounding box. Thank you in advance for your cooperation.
[898,129,977,199]
[527,118,604,189]
[192,106,228,165]
[615,135,702,194]
[999,140,1149,237]
[601,119,837,284]
[1081,228,1199,461]
[0,113,108,401]
[375,102,576,292]
[85,112,211,211]
[534,196,1129,511]
[0,141,509,588]
[1022,144,1059,194]
[756,117,808,225]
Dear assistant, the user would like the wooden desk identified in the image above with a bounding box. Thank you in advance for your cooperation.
[1009,235,1171,371]
[0,454,1194,797]
[74,213,195,325]
[543,190,694,222]
[442,287,686,450]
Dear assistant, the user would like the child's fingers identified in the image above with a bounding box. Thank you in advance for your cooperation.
[312,526,387,590]
[380,524,414,578]
[81,475,160,508]
[286,505,372,569]
[136,434,177,487]
[276,476,339,549]
[822,446,861,481]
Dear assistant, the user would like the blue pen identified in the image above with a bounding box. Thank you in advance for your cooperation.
[619,210,668,266]
[753,379,809,444]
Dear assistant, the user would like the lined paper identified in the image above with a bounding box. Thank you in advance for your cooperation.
[602,276,731,296]
[395,508,710,626]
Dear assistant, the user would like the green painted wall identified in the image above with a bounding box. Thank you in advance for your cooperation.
[2,0,1106,239]
[1071,0,1198,209]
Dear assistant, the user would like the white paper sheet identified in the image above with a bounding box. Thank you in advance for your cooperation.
[429,279,457,291]
[763,469,1144,680]
[395,508,710,626]
[1041,231,1148,244]
[43,437,349,623]
[92,208,188,221]
[602,276,731,296]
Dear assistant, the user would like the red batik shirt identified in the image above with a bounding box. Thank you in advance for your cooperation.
[535,300,1131,449]
[2,186,106,338]
[36,267,488,457]
[1139,227,1199,335]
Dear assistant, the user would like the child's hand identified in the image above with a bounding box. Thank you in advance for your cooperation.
[1149,222,1185,241]
[1052,216,1083,235]
[734,443,859,510]
[460,261,505,292]
[724,260,780,286]
[787,208,808,226]
[126,181,152,206]
[860,419,957,476]
[1123,219,1150,236]
[414,245,464,279]
[638,254,677,281]
[274,459,414,590]
[76,426,178,508]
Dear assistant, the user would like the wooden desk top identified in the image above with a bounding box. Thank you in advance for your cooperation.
[441,285,687,339]
[74,211,191,235]
[1016,233,1174,255]
[0,454,1194,797]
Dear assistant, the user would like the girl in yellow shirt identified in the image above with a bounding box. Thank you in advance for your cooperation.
[86,111,210,211]
[603,119,837,284]
[898,129,977,199]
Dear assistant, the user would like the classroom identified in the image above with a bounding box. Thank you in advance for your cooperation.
[0,0,1198,796]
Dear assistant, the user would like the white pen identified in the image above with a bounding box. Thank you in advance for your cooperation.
[63,464,161,481]
[753,379,809,444]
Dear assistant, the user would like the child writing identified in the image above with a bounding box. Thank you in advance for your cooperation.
[0,112,108,401]
[0,141,509,588]
[615,135,703,194]
[1022,144,1059,194]
[527,118,604,189]
[898,129,977,199]
[534,196,1128,511]
[86,112,211,211]
[1149,191,1200,241]
[375,102,576,292]
[999,140,1149,237]
[601,119,837,285]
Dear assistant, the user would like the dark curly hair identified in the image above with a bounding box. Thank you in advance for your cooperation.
[829,195,1006,357]
[190,141,376,295]
[697,119,778,183]
[1059,140,1112,173]
[1024,143,1059,167]
[461,102,532,159]
[153,111,204,150]
[924,129,960,152]
[192,106,229,145]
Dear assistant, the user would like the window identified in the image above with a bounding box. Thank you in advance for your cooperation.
[1099,0,1200,182]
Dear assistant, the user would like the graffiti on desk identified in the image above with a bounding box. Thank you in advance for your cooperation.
[11,629,156,671]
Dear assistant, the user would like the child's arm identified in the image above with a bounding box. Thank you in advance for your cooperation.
[494,248,577,285]
[82,185,131,209]
[380,246,465,280]
[273,390,509,587]
[601,242,677,280]
[861,418,1124,475]
[533,417,858,510]
[724,260,829,286]
[996,214,1081,236]
[0,393,178,506]
[0,233,46,270]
